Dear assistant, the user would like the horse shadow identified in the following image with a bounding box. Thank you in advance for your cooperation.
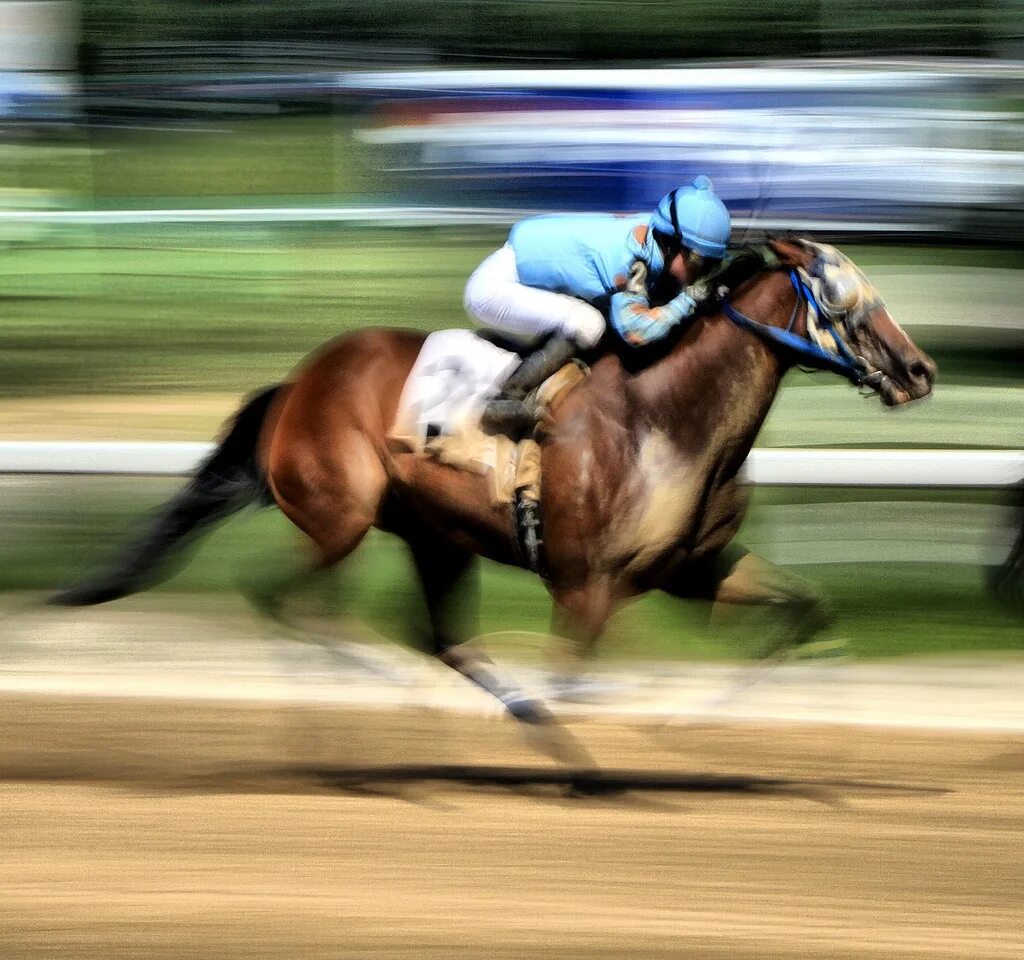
[0,762,953,811]
[279,763,952,808]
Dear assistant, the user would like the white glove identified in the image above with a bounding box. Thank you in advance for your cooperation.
[686,280,711,304]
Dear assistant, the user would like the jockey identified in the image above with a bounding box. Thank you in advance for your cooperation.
[464,175,732,434]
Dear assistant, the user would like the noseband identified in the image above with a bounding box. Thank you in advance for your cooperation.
[722,269,873,387]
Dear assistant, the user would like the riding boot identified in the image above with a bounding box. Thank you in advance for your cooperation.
[481,334,576,435]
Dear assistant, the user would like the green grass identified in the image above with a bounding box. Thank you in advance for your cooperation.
[3,478,1020,661]
[2,117,381,203]
[1,225,1022,400]
[0,227,490,396]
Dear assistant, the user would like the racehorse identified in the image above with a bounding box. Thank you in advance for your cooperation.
[52,238,936,725]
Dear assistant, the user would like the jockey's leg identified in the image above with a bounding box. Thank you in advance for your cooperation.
[464,244,604,434]
[480,334,576,434]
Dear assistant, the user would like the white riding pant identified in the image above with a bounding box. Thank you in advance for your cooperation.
[463,244,606,349]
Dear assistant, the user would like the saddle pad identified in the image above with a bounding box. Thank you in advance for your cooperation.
[387,330,585,512]
[390,329,521,445]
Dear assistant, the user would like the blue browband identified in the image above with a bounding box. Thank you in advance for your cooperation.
[722,270,867,386]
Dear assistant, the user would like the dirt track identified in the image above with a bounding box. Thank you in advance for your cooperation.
[2,695,1022,959]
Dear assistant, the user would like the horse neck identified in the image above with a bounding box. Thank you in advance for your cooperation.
[632,270,798,473]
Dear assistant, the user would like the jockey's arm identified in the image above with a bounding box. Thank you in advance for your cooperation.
[610,286,701,348]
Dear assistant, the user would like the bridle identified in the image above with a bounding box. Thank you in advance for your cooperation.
[722,269,878,388]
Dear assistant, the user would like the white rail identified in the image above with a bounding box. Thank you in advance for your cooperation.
[0,442,1020,488]
[0,205,924,234]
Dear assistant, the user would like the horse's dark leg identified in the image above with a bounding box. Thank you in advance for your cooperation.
[246,427,402,675]
[409,536,598,765]
[987,484,1024,616]
[406,534,554,724]
[406,537,596,769]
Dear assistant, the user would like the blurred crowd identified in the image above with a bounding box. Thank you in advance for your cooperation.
[2,1,1024,242]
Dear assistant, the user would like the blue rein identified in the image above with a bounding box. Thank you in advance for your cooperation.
[722,269,867,386]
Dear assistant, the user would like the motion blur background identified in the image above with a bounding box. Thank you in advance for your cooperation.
[2,0,1024,657]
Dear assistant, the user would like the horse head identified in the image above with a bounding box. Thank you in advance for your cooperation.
[764,238,937,406]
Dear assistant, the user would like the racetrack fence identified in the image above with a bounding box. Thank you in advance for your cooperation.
[1,442,1020,567]
[0,441,1021,488]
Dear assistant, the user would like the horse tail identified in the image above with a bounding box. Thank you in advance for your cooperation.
[49,385,283,607]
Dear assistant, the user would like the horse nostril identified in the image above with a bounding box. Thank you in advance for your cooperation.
[908,358,936,387]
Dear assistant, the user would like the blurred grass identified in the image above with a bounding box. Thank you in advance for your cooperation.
[1,225,1022,400]
[3,117,380,203]
[0,227,487,396]
[2,477,1020,660]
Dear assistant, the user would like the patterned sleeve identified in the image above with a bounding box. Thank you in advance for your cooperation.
[610,259,697,347]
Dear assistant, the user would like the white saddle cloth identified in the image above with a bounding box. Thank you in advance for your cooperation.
[393,329,521,441]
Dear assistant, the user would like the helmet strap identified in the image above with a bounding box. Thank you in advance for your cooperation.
[666,188,681,240]
[652,228,679,262]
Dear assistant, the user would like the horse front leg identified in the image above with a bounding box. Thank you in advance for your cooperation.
[407,536,595,768]
[406,533,552,725]
[547,577,616,700]
[701,545,835,658]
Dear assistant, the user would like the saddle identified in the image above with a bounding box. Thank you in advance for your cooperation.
[387,330,588,572]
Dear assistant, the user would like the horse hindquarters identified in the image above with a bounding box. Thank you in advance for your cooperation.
[261,331,413,570]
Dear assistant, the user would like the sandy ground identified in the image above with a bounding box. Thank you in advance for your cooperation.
[0,395,237,440]
[2,602,1022,959]
[2,690,1022,960]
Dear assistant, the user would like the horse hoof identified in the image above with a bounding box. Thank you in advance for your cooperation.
[505,696,554,725]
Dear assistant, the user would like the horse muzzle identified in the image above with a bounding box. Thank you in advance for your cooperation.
[874,354,937,406]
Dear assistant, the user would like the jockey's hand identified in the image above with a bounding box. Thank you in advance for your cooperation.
[620,290,697,346]
[626,259,648,296]
[623,313,679,346]
[686,280,711,305]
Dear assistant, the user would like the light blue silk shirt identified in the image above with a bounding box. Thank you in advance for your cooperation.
[507,213,699,346]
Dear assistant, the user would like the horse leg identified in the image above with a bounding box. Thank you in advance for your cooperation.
[648,547,835,734]
[407,534,552,724]
[245,430,398,676]
[700,545,835,658]
[987,484,1024,616]
[407,536,595,767]
[547,579,615,700]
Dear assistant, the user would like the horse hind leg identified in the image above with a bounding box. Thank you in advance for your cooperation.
[269,422,389,568]
[407,534,595,768]
[245,433,399,677]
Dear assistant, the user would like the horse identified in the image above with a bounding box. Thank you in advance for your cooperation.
[52,237,936,727]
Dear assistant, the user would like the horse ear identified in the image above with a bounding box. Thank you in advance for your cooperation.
[766,237,814,268]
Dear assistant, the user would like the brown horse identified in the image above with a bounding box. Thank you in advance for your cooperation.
[53,238,936,723]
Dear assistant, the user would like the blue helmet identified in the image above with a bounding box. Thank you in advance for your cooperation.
[650,175,731,260]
